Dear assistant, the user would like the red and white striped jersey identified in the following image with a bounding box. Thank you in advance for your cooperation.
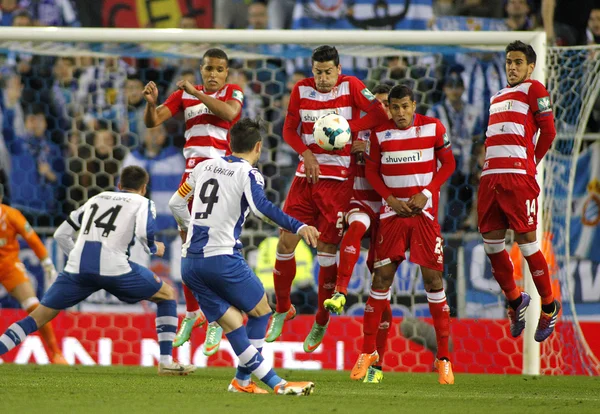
[350,130,381,215]
[286,75,378,181]
[367,114,451,220]
[162,84,244,171]
[483,79,552,177]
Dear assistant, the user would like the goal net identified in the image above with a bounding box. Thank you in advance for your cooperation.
[0,28,598,375]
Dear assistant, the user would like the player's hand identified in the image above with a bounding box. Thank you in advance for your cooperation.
[386,196,414,217]
[407,192,429,213]
[302,149,321,184]
[351,140,367,154]
[41,257,58,287]
[298,225,320,248]
[179,230,187,243]
[176,80,198,97]
[143,81,159,105]
[155,241,166,257]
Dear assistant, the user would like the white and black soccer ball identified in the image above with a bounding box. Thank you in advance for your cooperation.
[313,113,352,151]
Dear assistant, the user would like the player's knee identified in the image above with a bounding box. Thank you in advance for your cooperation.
[277,232,299,254]
[317,251,336,267]
[422,269,444,290]
[247,295,271,318]
[518,240,540,257]
[154,282,175,301]
[347,212,370,230]
[371,267,395,290]
[21,297,40,312]
[483,238,506,255]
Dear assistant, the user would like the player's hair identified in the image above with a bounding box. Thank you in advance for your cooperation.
[371,84,391,95]
[388,84,415,102]
[120,166,149,191]
[13,9,33,22]
[505,40,536,65]
[230,118,262,153]
[312,45,340,66]
[203,48,229,65]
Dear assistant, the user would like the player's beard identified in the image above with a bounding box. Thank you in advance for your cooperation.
[508,72,528,87]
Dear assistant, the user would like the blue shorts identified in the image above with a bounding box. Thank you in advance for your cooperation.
[181,254,265,323]
[41,262,162,310]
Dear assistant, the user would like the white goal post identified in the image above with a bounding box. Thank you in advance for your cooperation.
[0,27,549,375]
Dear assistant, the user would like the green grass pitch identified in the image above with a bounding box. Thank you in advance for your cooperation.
[0,365,598,413]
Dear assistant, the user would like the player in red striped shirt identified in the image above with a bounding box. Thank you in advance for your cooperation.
[352,85,456,384]
[477,41,560,343]
[266,46,388,352]
[143,48,244,354]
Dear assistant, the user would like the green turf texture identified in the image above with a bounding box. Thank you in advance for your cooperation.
[0,365,598,413]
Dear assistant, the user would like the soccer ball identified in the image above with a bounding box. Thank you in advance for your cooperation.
[313,113,352,151]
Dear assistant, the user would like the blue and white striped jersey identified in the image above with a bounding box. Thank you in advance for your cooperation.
[56,191,158,276]
[170,155,305,258]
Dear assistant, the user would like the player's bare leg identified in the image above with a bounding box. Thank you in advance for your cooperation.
[514,231,561,342]
[266,230,301,342]
[304,240,337,353]
[482,229,531,337]
[219,300,314,395]
[10,281,66,364]
[351,261,396,380]
[421,266,454,385]
[150,282,196,375]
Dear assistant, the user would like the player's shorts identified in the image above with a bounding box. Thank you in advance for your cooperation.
[41,262,163,309]
[477,174,540,234]
[374,214,444,272]
[0,262,30,292]
[283,177,353,244]
[181,253,265,323]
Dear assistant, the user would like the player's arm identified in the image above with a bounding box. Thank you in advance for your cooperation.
[144,81,176,127]
[177,80,242,122]
[529,82,557,164]
[135,199,159,256]
[347,78,388,132]
[168,178,196,233]
[407,122,456,211]
[53,205,85,255]
[364,133,413,217]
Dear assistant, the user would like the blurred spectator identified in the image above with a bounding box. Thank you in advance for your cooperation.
[504,0,535,30]
[268,0,295,29]
[588,7,600,44]
[433,0,457,16]
[19,0,79,26]
[455,0,504,18]
[0,0,20,26]
[180,14,198,29]
[427,76,483,232]
[120,125,185,231]
[542,0,597,46]
[51,56,78,123]
[248,1,268,29]
[214,0,248,29]
[6,107,65,225]
[119,75,147,148]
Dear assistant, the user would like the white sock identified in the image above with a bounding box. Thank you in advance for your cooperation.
[238,378,251,387]
[186,310,200,319]
[160,355,173,365]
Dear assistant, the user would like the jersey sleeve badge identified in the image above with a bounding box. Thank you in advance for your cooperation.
[361,88,376,101]
[537,96,552,113]
[232,89,244,103]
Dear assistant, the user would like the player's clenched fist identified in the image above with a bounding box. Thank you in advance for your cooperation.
[143,81,158,105]
[155,241,165,257]
[298,225,320,248]
[177,80,197,96]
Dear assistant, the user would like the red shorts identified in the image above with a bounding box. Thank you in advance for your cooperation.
[374,214,444,272]
[283,177,353,244]
[347,199,379,224]
[477,174,540,234]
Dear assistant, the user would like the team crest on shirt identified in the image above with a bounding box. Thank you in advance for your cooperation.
[361,88,376,101]
[415,126,421,137]
[250,169,265,187]
[537,96,552,113]
[153,274,161,284]
[309,90,317,98]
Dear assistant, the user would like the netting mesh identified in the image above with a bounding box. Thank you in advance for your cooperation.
[0,39,598,374]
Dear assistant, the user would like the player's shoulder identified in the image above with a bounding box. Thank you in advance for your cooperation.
[224,83,243,92]
[415,113,444,128]
[372,119,396,135]
[296,77,317,89]
[524,79,549,96]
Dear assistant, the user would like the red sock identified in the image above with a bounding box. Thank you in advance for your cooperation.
[486,245,520,301]
[376,300,392,365]
[182,284,200,312]
[315,252,337,326]
[362,289,390,354]
[273,252,296,313]
[337,221,367,295]
[521,243,554,305]
[427,289,450,360]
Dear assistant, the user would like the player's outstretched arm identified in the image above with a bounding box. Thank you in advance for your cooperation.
[143,81,175,127]
[347,78,388,132]
[244,169,307,234]
[168,181,195,232]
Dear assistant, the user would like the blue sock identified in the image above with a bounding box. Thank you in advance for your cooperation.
[156,300,177,363]
[235,313,271,383]
[227,326,283,390]
[0,316,38,355]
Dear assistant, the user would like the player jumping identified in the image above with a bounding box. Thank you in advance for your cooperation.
[477,40,560,342]
[143,48,244,354]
